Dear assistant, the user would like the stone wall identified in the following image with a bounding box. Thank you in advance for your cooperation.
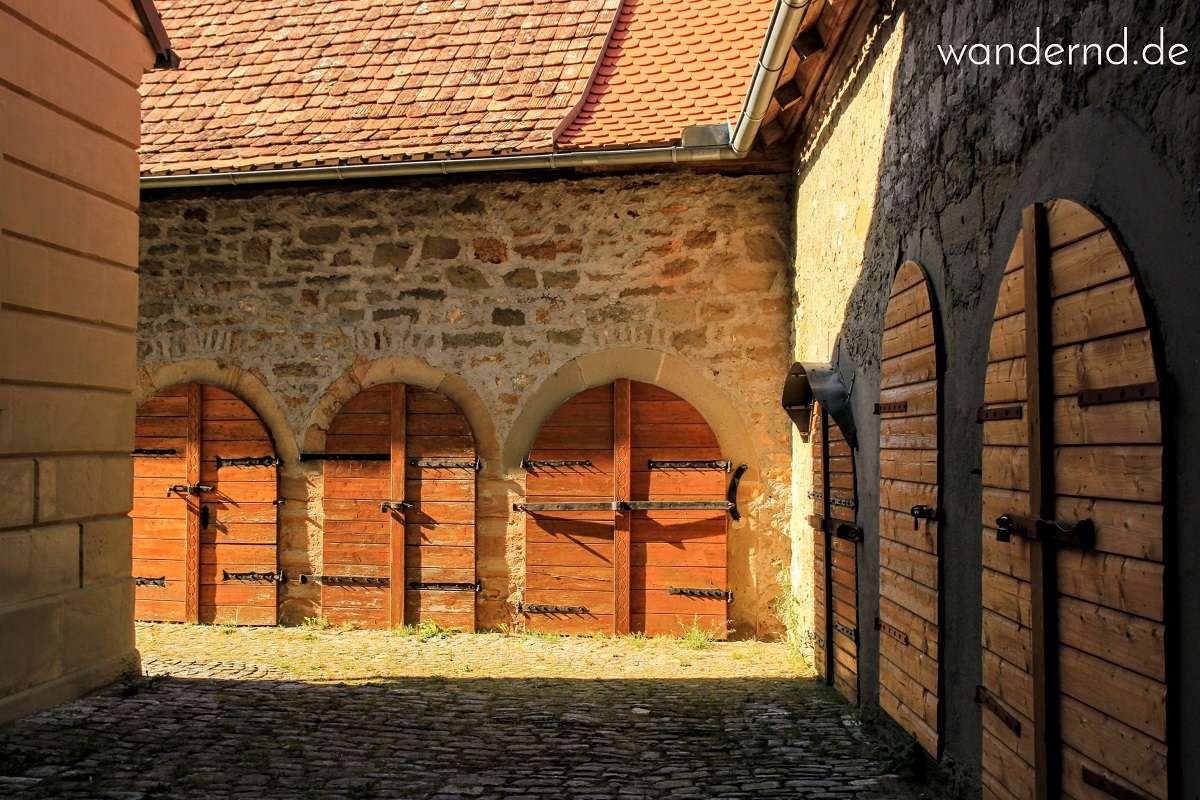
[790,0,1200,789]
[137,170,794,638]
[0,0,154,723]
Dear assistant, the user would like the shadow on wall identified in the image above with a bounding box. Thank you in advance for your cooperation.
[791,0,1200,793]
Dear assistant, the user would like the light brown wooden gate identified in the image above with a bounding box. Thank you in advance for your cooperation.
[810,401,860,704]
[979,201,1167,800]
[132,383,279,625]
[521,379,734,637]
[876,260,942,757]
[319,384,477,630]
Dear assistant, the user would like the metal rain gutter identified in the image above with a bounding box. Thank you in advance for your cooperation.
[139,0,811,190]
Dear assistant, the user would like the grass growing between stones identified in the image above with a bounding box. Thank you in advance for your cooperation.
[392,621,459,641]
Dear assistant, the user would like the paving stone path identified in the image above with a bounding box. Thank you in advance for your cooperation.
[0,624,936,799]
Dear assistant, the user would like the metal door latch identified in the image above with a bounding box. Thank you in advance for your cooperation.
[995,513,1095,548]
[909,504,939,529]
[167,484,214,496]
[379,500,412,513]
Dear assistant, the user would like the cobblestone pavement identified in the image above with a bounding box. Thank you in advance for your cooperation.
[0,624,936,799]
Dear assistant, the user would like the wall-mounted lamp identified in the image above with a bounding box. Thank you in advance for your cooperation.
[781,362,856,448]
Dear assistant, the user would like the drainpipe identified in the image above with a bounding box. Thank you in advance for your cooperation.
[139,0,812,190]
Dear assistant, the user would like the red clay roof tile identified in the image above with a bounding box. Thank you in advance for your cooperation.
[140,0,774,176]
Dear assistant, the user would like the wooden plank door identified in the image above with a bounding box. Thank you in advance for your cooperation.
[199,386,279,626]
[811,401,859,704]
[629,382,728,637]
[132,383,279,625]
[522,380,730,637]
[877,260,942,757]
[979,200,1167,800]
[321,384,477,630]
[132,384,194,622]
[523,384,617,635]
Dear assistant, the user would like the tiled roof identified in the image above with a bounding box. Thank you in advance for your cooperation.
[556,0,774,149]
[140,0,774,176]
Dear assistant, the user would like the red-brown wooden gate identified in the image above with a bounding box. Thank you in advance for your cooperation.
[316,384,477,630]
[132,383,279,625]
[520,380,739,637]
[979,201,1168,800]
[810,401,860,704]
[877,260,942,757]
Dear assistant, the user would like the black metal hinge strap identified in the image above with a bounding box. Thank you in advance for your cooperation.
[522,459,594,469]
[408,581,480,592]
[977,405,1024,422]
[874,617,909,645]
[299,575,389,586]
[298,453,389,462]
[668,587,733,602]
[808,492,856,510]
[873,401,908,415]
[995,513,1095,549]
[380,500,412,513]
[409,457,481,471]
[726,463,748,521]
[214,455,280,468]
[222,570,284,583]
[1080,768,1154,800]
[832,622,857,643]
[132,448,177,457]
[622,500,733,512]
[134,576,167,587]
[1078,381,1160,408]
[647,459,731,471]
[519,603,588,614]
[514,501,620,512]
[167,483,214,496]
[975,685,1022,736]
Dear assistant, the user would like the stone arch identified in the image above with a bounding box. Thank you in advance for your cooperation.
[504,347,763,526]
[136,359,297,463]
[301,356,500,466]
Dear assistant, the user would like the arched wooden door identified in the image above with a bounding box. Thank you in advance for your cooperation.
[316,384,477,630]
[979,201,1167,800]
[810,401,860,704]
[519,379,738,637]
[132,383,279,625]
[876,260,942,757]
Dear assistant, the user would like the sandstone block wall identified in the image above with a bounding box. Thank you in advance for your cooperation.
[0,0,153,723]
[789,0,1200,786]
[137,171,794,638]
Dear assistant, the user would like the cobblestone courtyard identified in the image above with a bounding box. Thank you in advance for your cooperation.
[0,624,936,799]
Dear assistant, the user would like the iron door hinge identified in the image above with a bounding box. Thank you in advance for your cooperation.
[167,483,214,496]
[909,504,939,529]
[380,500,412,513]
[975,685,1021,736]
[668,587,733,602]
[518,603,588,614]
[221,570,285,583]
[134,576,167,587]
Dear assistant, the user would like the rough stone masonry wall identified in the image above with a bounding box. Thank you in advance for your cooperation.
[790,0,1200,788]
[138,171,794,638]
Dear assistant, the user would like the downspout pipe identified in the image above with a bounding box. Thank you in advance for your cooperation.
[140,0,810,190]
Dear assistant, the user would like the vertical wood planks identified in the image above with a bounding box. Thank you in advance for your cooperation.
[812,401,858,705]
[185,383,201,622]
[877,260,941,757]
[612,379,632,635]
[980,200,1168,800]
[389,384,407,627]
[199,385,279,626]
[521,381,729,637]
[132,382,280,626]
[321,383,477,630]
